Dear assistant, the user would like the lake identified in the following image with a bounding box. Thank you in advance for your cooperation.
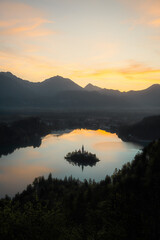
[0,129,142,198]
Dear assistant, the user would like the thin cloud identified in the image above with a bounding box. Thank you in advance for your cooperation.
[118,61,160,75]
[0,1,42,19]
[0,2,55,37]
[120,0,160,28]
[0,19,55,37]
[72,61,160,79]
[149,19,160,27]
[0,20,19,28]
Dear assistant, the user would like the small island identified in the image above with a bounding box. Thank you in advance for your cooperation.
[65,145,100,168]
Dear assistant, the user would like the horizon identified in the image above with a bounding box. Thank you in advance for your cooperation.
[0,0,160,91]
[1,70,160,92]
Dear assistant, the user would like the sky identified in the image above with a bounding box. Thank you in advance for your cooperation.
[0,0,160,91]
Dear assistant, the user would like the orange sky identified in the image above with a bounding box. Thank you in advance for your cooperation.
[0,0,160,91]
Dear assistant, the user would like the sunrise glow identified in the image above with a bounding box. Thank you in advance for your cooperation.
[0,0,160,90]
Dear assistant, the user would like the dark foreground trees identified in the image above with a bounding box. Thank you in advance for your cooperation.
[0,139,160,240]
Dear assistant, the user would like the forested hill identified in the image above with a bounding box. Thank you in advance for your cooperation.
[1,139,160,240]
[118,115,160,141]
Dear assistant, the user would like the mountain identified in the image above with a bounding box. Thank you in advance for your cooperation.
[121,84,160,108]
[85,83,103,92]
[36,75,83,97]
[84,82,160,107]
[0,72,82,96]
[0,72,34,97]
[0,72,83,107]
[0,72,37,107]
[84,83,121,96]
[0,71,160,110]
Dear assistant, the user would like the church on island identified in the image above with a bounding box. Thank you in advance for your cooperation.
[65,145,100,167]
[78,145,85,154]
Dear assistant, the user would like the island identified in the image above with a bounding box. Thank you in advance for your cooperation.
[65,145,100,169]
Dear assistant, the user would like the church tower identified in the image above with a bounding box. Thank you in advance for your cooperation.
[82,145,84,153]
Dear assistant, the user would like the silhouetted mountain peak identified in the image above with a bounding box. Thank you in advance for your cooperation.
[43,75,73,84]
[85,83,103,91]
[146,84,160,90]
[84,83,121,96]
[133,83,160,95]
[0,71,18,79]
[0,72,31,84]
[41,76,83,94]
[127,84,160,94]
[0,71,13,76]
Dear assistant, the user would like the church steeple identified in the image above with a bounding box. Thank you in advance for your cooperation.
[82,145,84,153]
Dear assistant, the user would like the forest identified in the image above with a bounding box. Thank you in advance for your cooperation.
[0,139,160,240]
[118,115,160,142]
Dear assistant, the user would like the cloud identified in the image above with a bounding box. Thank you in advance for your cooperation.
[0,1,42,19]
[0,47,59,81]
[142,0,160,16]
[0,2,55,37]
[149,19,160,27]
[118,61,160,75]
[71,61,160,85]
[70,61,160,91]
[119,0,160,15]
[0,25,55,37]
[0,20,19,28]
[120,0,160,28]
[0,1,57,80]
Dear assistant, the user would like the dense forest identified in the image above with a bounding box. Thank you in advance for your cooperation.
[118,115,160,142]
[0,117,51,157]
[0,139,160,240]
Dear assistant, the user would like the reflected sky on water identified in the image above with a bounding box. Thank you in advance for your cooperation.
[0,129,142,197]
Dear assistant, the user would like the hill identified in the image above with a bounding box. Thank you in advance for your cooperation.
[118,115,160,141]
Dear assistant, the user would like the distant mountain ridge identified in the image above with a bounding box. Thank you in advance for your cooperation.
[0,72,82,97]
[0,71,160,110]
[84,83,122,96]
[84,82,160,95]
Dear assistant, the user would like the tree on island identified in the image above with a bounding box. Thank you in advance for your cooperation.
[65,145,100,169]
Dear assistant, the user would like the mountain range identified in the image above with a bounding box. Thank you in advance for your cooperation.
[0,71,160,110]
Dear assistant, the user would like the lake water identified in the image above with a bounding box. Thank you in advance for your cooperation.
[0,129,142,198]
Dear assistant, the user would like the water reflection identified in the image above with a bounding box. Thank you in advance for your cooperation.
[0,137,41,157]
[0,129,143,198]
[66,158,98,169]
[0,164,53,197]
[93,141,141,151]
